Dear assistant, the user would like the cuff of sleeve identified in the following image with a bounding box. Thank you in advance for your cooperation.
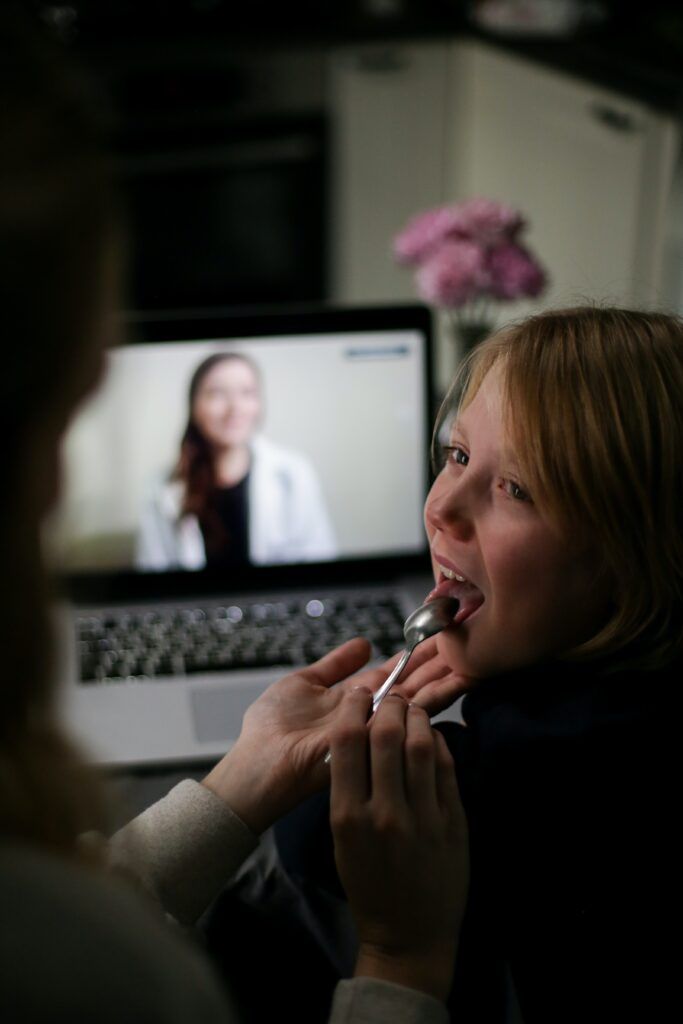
[108,779,259,925]
[329,978,450,1024]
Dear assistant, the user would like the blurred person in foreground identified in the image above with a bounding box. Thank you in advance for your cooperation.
[0,10,468,1024]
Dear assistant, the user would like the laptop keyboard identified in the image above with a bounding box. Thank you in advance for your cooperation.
[75,593,407,684]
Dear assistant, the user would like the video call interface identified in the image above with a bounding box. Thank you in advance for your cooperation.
[52,328,430,574]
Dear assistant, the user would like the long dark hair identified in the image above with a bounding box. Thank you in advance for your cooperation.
[173,352,261,554]
[0,9,118,852]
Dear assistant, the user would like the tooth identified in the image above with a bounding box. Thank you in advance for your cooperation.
[439,564,468,583]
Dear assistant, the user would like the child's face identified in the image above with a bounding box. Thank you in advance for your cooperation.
[423,369,610,679]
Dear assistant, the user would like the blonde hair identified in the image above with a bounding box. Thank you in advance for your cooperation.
[436,307,683,671]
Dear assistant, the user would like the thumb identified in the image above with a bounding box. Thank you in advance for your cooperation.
[303,637,373,688]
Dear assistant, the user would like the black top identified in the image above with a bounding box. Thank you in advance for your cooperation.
[441,657,680,1024]
[201,474,250,569]
[273,654,681,1023]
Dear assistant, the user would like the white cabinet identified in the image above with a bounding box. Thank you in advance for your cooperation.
[328,42,451,304]
[330,38,680,316]
[446,41,680,314]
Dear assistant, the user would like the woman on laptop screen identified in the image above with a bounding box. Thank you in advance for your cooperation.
[135,351,337,570]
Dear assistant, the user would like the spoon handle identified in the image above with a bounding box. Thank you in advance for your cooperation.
[323,645,416,765]
[323,643,419,765]
[371,645,414,712]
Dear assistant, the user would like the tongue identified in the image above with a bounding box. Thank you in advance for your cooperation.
[426,577,485,624]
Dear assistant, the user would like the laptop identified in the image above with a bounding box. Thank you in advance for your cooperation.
[53,304,439,767]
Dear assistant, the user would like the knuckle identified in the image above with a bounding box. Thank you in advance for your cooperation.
[373,809,407,838]
[406,733,435,763]
[371,721,404,750]
[330,807,363,837]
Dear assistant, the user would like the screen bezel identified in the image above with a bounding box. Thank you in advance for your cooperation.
[60,302,434,604]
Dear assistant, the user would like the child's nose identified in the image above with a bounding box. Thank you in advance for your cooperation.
[425,480,474,540]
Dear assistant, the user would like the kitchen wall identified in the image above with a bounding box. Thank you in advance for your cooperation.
[70,14,683,357]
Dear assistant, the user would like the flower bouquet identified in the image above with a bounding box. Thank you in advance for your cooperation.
[394,197,547,353]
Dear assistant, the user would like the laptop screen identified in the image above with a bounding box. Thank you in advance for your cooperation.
[51,306,433,590]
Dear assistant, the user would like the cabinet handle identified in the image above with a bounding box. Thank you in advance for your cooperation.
[350,49,410,73]
[589,103,640,133]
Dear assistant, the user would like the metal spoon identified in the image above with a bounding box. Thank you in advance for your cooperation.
[324,595,459,764]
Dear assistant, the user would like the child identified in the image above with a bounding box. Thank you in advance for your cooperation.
[274,306,683,1024]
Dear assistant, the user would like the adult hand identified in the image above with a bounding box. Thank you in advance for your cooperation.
[202,635,472,836]
[329,689,469,1003]
[202,638,383,834]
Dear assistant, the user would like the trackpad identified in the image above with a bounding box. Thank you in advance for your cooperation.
[190,686,255,744]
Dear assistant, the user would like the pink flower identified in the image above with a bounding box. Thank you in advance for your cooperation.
[416,240,488,307]
[394,198,526,266]
[393,205,464,264]
[487,243,547,300]
[449,197,525,245]
[394,197,546,309]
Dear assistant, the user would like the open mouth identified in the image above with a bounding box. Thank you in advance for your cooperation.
[426,567,485,625]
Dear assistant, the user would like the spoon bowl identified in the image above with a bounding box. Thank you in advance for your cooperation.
[403,595,460,647]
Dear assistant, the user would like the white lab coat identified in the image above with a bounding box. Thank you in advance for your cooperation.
[135,436,337,570]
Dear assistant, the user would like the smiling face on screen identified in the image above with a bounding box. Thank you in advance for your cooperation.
[191,357,262,451]
[423,369,610,680]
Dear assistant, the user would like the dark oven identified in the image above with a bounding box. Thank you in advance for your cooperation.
[111,59,328,312]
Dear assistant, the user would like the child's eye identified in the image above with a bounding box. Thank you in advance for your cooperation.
[442,445,469,467]
[503,479,531,502]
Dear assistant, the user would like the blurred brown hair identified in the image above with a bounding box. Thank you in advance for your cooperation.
[0,9,119,852]
[173,352,261,555]
[435,306,683,671]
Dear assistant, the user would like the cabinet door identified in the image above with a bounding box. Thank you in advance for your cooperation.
[329,42,450,304]
[447,42,680,313]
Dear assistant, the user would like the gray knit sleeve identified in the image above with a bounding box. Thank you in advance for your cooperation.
[329,978,450,1024]
[107,778,258,925]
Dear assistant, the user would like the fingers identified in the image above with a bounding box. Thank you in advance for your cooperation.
[331,692,462,848]
[329,686,373,808]
[305,637,372,688]
[388,635,439,674]
[405,672,472,716]
[395,649,448,689]
[404,704,440,824]
[370,638,441,686]
[369,694,409,806]
[348,663,397,698]
[313,636,445,701]
[345,638,444,699]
